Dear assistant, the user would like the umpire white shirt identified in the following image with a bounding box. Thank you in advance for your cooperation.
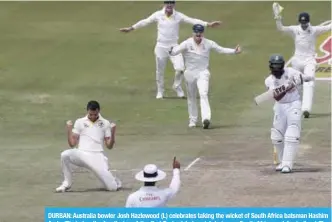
[132,8,208,48]
[171,37,236,72]
[72,115,111,152]
[125,169,180,207]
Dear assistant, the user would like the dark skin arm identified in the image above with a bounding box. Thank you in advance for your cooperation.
[270,81,295,101]
[274,91,287,101]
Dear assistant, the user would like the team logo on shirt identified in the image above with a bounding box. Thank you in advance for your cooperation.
[98,122,104,128]
[83,123,89,128]
[139,193,161,202]
[297,30,310,35]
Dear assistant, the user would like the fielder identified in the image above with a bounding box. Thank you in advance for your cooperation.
[273,2,332,118]
[120,1,221,99]
[56,100,122,192]
[265,54,314,173]
[125,157,180,207]
[169,24,241,129]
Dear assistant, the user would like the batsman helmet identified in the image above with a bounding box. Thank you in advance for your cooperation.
[193,24,205,33]
[269,54,285,78]
[298,12,310,24]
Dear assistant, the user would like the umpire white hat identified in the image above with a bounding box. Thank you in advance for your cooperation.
[135,164,166,182]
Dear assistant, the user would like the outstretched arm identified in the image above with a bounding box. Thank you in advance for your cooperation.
[120,12,157,33]
[180,12,221,28]
[314,24,332,36]
[165,157,181,200]
[275,18,294,35]
[211,41,241,54]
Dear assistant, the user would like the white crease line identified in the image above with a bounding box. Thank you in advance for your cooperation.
[184,157,201,171]
[299,128,317,152]
[303,128,315,140]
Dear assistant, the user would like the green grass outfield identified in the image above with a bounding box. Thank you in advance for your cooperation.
[0,1,330,221]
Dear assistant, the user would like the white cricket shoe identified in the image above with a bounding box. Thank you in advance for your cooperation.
[188,122,196,128]
[275,163,283,171]
[55,184,71,193]
[281,166,292,173]
[173,86,185,98]
[156,92,163,99]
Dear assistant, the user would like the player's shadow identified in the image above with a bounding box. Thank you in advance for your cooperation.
[63,187,134,193]
[307,112,331,118]
[162,96,187,100]
[205,124,240,130]
[292,167,328,173]
[260,165,328,175]
[292,163,330,173]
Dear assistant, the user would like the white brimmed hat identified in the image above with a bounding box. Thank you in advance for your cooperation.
[135,164,166,182]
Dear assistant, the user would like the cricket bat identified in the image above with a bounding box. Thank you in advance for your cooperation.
[273,147,278,165]
[254,90,274,105]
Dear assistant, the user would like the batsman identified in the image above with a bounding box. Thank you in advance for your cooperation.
[264,54,314,173]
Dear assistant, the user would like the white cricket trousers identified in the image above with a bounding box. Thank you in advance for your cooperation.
[154,45,185,94]
[271,100,302,169]
[60,149,119,191]
[291,56,317,113]
[184,69,211,123]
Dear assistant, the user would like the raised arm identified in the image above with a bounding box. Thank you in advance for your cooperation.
[165,157,181,200]
[67,120,80,148]
[179,12,208,26]
[314,24,332,36]
[275,18,295,35]
[120,12,157,33]
[210,41,241,54]
[105,122,116,149]
[169,41,187,56]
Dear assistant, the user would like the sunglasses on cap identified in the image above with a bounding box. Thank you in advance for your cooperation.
[164,1,175,4]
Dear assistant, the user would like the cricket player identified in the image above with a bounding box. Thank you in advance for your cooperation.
[273,2,332,118]
[120,1,221,99]
[169,24,241,129]
[125,157,180,207]
[265,54,314,173]
[56,100,122,192]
